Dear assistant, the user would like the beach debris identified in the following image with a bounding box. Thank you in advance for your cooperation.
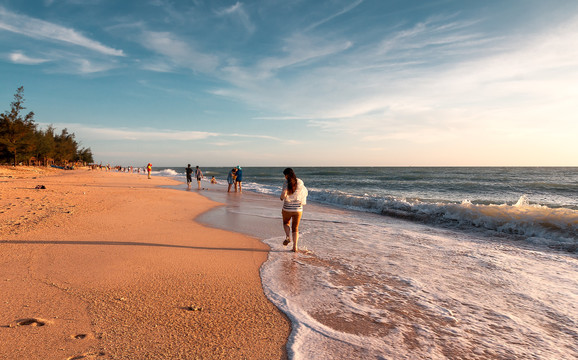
[34,185,46,189]
[185,305,203,312]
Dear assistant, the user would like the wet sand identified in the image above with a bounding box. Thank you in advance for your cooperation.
[0,166,290,359]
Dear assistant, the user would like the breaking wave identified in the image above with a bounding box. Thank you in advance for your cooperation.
[305,190,577,251]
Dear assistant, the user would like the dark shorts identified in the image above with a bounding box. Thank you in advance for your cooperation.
[186,175,192,183]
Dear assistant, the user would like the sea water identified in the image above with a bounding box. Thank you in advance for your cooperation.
[150,167,578,359]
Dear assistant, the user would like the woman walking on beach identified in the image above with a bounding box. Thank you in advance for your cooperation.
[280,168,308,252]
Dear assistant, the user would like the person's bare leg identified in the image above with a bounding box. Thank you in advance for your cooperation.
[292,231,299,252]
[291,212,302,252]
[282,211,291,245]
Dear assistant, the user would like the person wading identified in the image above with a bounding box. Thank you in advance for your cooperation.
[280,168,308,252]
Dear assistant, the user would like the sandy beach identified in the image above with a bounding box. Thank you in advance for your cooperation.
[0,166,290,359]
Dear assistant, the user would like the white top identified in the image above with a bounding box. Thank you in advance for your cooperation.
[282,178,308,212]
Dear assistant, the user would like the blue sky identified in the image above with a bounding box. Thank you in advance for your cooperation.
[1,0,577,166]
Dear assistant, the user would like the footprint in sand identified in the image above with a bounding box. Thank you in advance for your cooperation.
[67,351,105,360]
[14,318,48,327]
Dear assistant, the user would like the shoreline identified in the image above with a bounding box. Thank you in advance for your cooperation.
[0,166,291,359]
[185,168,578,359]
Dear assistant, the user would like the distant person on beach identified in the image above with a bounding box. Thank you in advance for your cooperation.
[147,163,152,179]
[227,168,237,192]
[185,164,194,189]
[195,166,203,190]
[235,166,243,193]
[210,176,217,184]
[280,168,308,252]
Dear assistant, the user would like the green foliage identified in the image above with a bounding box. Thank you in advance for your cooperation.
[0,87,94,165]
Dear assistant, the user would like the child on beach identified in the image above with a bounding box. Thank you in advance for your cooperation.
[280,168,308,252]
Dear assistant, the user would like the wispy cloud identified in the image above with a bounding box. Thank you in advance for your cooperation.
[215,2,255,34]
[60,125,218,141]
[71,58,119,74]
[8,51,50,65]
[140,30,218,73]
[261,33,352,74]
[310,15,578,142]
[306,0,364,31]
[221,32,352,87]
[0,6,124,56]
[40,123,285,143]
[213,12,578,149]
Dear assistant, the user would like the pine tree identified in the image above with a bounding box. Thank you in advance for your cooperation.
[0,87,36,165]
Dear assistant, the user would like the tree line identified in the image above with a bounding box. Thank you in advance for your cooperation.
[0,87,93,166]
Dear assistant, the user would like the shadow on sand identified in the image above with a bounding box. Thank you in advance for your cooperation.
[0,240,281,253]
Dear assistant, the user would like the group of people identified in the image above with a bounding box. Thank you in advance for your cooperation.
[151,163,308,252]
[226,166,243,193]
[184,165,243,193]
[185,164,204,190]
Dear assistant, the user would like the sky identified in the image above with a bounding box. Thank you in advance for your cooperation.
[1,0,577,167]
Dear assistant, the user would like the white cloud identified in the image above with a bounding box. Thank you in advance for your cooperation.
[215,12,578,151]
[261,33,352,73]
[215,2,255,34]
[0,6,124,56]
[39,123,286,143]
[140,31,218,73]
[71,126,218,141]
[306,0,364,31]
[9,51,50,64]
[73,58,119,74]
[221,32,352,88]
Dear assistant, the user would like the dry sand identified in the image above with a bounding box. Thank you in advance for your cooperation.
[0,166,290,359]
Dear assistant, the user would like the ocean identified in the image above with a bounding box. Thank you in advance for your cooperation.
[150,166,577,359]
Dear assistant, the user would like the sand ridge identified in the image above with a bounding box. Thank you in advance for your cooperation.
[0,167,290,359]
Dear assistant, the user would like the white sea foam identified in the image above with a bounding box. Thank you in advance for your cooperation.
[259,207,578,359]
[152,168,181,177]
[188,167,578,359]
[156,167,577,251]
[255,185,578,251]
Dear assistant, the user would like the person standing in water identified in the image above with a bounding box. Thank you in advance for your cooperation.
[147,163,152,179]
[235,166,243,192]
[227,168,236,193]
[280,168,308,252]
[195,166,203,190]
[185,164,194,189]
